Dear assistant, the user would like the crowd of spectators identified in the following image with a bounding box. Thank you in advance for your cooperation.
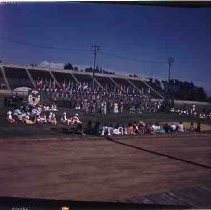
[170,104,211,120]
[84,120,201,136]
[7,103,58,125]
[6,102,85,134]
[6,102,202,136]
[34,78,211,120]
[35,79,161,114]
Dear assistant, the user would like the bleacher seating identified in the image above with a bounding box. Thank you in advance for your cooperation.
[73,73,92,84]
[0,70,7,89]
[1,64,164,99]
[28,69,52,81]
[130,79,160,98]
[52,71,75,83]
[95,76,115,91]
[113,78,138,94]
[4,67,33,89]
[129,79,148,92]
[146,81,165,98]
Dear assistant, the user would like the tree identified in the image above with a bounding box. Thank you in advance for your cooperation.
[155,79,208,102]
[154,79,162,90]
[85,67,93,72]
[64,63,73,70]
[73,66,78,71]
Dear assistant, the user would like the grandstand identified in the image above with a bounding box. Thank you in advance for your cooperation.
[4,66,33,90]
[0,68,6,90]
[0,63,164,99]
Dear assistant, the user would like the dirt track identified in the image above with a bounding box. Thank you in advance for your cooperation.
[0,134,210,204]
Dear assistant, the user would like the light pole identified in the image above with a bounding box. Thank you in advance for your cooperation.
[92,45,100,91]
[167,57,174,104]
[167,57,174,83]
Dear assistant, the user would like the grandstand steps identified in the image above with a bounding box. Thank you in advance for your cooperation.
[93,76,103,89]
[28,68,52,85]
[0,65,11,90]
[25,68,36,88]
[0,68,6,90]
[109,77,120,88]
[70,72,80,84]
[74,73,93,86]
[4,67,33,89]
[142,80,164,99]
[48,70,59,86]
[126,78,140,90]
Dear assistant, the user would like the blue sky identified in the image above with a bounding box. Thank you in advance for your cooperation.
[0,2,211,95]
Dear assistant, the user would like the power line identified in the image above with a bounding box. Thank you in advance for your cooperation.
[1,36,168,65]
[0,37,90,53]
[100,51,167,64]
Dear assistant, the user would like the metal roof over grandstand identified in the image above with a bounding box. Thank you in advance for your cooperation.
[2,63,149,81]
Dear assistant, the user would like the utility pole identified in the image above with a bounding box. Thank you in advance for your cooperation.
[167,57,174,105]
[167,57,174,83]
[92,45,100,91]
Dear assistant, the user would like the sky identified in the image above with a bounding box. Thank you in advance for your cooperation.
[0,2,211,95]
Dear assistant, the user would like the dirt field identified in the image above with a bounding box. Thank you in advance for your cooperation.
[0,134,210,208]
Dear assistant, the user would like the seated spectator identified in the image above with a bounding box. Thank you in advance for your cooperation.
[195,122,201,132]
[151,122,160,133]
[138,121,145,134]
[189,122,195,132]
[50,103,58,112]
[163,123,170,133]
[75,122,85,135]
[122,125,128,135]
[177,122,184,132]
[70,113,82,125]
[23,117,35,125]
[37,112,47,124]
[107,124,113,136]
[101,123,108,136]
[48,113,57,125]
[17,111,25,122]
[13,109,22,117]
[151,122,165,134]
[84,120,94,135]
[61,112,68,124]
[75,103,81,110]
[118,125,124,135]
[113,125,121,135]
[156,122,165,134]
[170,123,177,132]
[101,123,113,136]
[43,104,50,111]
[93,121,101,135]
[126,123,134,135]
[7,111,15,123]
[145,122,154,134]
[132,121,139,134]
[129,106,135,114]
